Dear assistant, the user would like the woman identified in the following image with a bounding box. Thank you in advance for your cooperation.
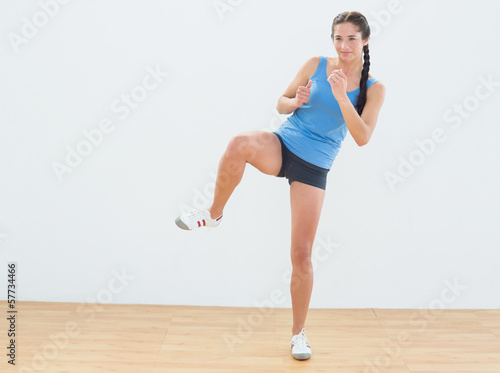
[175,11,385,360]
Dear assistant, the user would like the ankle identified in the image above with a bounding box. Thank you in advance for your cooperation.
[207,207,223,220]
[291,327,304,336]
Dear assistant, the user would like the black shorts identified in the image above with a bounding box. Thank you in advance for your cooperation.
[273,132,330,190]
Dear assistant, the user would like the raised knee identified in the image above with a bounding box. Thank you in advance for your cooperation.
[226,134,257,160]
[226,135,246,156]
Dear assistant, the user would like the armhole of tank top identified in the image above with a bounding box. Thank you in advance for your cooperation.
[309,56,324,81]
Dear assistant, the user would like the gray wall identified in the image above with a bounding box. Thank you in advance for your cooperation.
[1,0,499,308]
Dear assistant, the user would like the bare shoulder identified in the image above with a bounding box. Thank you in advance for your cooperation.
[301,55,321,79]
[304,55,321,67]
[368,80,386,94]
[281,56,321,98]
[367,79,386,104]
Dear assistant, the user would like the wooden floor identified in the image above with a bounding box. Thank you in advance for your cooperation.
[3,302,499,372]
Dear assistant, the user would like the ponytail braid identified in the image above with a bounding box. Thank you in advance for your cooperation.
[355,44,370,116]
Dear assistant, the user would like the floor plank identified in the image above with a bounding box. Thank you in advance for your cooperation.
[2,302,499,372]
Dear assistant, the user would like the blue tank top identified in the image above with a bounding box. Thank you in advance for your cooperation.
[274,56,379,170]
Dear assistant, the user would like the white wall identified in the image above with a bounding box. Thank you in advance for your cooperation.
[1,0,499,309]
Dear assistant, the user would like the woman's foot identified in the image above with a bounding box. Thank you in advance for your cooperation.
[175,209,223,230]
[291,328,311,360]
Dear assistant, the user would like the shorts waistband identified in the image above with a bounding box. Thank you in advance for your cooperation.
[274,132,330,172]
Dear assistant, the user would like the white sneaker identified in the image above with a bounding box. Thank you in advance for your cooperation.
[175,209,223,230]
[291,328,311,360]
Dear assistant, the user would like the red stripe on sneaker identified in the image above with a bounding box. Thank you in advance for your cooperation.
[202,219,206,226]
[197,221,201,227]
[216,215,223,221]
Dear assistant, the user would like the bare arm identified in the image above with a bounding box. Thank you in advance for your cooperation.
[276,56,319,114]
[277,96,300,115]
[337,82,386,146]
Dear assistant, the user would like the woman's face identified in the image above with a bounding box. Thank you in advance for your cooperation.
[332,22,368,63]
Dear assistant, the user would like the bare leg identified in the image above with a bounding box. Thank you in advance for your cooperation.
[207,130,282,219]
[289,181,326,336]
[206,144,245,219]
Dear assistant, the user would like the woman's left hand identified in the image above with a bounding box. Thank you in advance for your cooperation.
[327,69,348,102]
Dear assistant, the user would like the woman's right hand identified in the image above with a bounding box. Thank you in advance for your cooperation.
[294,80,313,108]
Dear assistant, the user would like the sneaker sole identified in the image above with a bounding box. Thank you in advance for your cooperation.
[292,352,311,360]
[175,217,190,230]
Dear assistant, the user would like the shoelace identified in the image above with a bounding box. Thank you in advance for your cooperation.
[186,210,201,218]
[186,210,207,220]
[292,328,310,349]
[185,209,218,225]
[185,209,222,224]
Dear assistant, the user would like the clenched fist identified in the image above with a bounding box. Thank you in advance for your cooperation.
[328,69,348,102]
[294,80,313,108]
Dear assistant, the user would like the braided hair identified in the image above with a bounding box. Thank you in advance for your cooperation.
[331,11,371,115]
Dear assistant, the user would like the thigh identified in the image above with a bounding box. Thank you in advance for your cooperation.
[290,181,326,255]
[233,130,283,176]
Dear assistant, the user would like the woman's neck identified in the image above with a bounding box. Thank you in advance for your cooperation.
[334,56,364,79]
